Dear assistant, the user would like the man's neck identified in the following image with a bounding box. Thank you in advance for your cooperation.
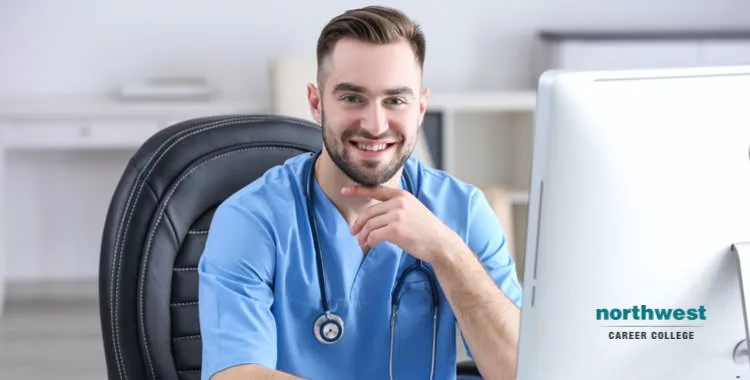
[314,152,402,225]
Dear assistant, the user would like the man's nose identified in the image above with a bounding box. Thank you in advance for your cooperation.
[360,104,389,137]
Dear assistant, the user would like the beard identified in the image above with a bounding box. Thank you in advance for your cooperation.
[321,112,416,186]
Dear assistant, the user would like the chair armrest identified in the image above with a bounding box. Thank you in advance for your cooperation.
[457,360,482,379]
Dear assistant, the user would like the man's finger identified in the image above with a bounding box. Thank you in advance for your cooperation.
[351,200,396,234]
[340,185,402,201]
[359,222,395,249]
[356,212,397,247]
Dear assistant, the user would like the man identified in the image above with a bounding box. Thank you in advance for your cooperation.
[198,5,522,380]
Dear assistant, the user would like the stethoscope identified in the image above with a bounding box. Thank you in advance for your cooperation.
[305,151,441,380]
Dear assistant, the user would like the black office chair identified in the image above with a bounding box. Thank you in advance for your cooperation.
[98,114,481,379]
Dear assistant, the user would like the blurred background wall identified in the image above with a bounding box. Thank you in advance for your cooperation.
[1,1,750,378]
[2,0,749,100]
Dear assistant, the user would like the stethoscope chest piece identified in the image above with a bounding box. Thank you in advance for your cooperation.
[313,311,344,344]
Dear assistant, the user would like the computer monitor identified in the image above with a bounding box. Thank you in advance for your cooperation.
[516,65,750,379]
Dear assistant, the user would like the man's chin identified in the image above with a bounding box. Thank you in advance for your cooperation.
[337,153,407,185]
[355,168,401,186]
[349,172,385,186]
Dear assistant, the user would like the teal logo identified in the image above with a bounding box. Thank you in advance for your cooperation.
[597,305,707,321]
[598,305,707,341]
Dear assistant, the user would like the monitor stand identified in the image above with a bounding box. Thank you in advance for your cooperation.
[733,243,750,365]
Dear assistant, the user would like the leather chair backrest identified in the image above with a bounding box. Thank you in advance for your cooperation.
[99,115,322,380]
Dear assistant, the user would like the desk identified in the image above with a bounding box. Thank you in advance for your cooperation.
[0,98,267,316]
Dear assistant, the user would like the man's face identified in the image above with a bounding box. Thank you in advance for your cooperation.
[310,37,428,186]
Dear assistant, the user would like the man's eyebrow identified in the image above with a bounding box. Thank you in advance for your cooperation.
[384,86,415,96]
[332,83,415,97]
[332,82,366,93]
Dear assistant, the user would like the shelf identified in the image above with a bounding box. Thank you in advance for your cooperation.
[428,90,536,113]
[0,97,269,118]
[0,92,536,118]
[4,118,161,150]
[0,98,270,150]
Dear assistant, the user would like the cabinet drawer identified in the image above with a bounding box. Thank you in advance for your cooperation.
[4,118,161,149]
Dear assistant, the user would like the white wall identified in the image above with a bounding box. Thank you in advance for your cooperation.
[2,0,750,281]
[2,0,750,101]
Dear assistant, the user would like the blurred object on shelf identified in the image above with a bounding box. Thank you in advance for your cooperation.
[482,186,516,264]
[114,77,214,101]
[270,57,317,122]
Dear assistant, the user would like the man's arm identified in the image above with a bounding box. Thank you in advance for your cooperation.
[199,201,304,380]
[431,189,522,380]
[211,364,304,380]
[343,185,522,379]
[432,236,520,380]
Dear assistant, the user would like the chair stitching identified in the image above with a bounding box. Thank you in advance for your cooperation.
[109,180,159,380]
[139,146,301,379]
[111,115,318,375]
[164,211,181,260]
[140,146,286,378]
[172,334,201,341]
[110,115,318,379]
[110,117,257,380]
[170,301,199,307]
[173,267,197,272]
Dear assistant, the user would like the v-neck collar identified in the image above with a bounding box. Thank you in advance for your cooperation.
[309,169,410,304]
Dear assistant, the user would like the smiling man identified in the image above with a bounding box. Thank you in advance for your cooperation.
[198,6,522,380]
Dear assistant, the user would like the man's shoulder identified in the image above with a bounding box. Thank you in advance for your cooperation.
[408,156,481,205]
[407,156,493,238]
[218,153,308,218]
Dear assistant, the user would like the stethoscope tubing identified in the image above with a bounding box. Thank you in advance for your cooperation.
[305,151,440,379]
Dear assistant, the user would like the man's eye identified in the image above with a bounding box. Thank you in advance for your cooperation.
[341,95,362,103]
[385,97,407,106]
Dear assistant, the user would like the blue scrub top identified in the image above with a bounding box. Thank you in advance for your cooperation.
[198,153,522,380]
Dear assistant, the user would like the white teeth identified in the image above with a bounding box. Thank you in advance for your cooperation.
[357,143,387,152]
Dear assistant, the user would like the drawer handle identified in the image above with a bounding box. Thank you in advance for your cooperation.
[78,126,92,137]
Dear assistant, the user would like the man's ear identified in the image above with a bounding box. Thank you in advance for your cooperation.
[418,87,430,126]
[307,83,322,124]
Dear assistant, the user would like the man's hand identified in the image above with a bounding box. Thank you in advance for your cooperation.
[211,364,305,380]
[341,184,459,262]
[344,184,521,379]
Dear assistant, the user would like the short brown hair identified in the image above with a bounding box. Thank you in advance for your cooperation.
[316,6,426,84]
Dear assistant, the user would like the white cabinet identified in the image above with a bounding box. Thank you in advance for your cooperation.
[5,118,162,149]
[535,31,750,81]
[700,40,750,65]
[0,99,265,313]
